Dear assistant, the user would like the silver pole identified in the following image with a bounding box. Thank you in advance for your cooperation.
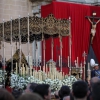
[43,40,45,67]
[2,19,5,88]
[51,37,53,72]
[51,37,53,61]
[18,15,21,75]
[60,37,62,72]
[10,17,13,74]
[27,14,30,76]
[69,17,72,75]
[35,41,38,71]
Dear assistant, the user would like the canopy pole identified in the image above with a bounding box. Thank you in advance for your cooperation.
[69,17,72,75]
[2,19,5,88]
[28,14,30,77]
[18,15,21,76]
[10,17,13,74]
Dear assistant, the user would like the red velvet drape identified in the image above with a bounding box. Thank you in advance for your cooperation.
[41,1,90,65]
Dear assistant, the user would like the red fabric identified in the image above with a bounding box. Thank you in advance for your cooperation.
[41,2,90,67]
[6,86,12,93]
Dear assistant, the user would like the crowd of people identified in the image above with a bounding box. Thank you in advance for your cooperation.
[0,76,100,100]
[0,59,99,100]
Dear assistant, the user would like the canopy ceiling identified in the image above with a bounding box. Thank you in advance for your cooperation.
[0,14,70,43]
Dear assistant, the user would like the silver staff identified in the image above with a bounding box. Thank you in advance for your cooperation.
[60,36,62,72]
[35,41,38,71]
[58,19,62,71]
[43,39,45,67]
[51,37,54,72]
[2,19,5,88]
[18,15,21,75]
[27,14,30,76]
[10,17,13,74]
[69,17,72,75]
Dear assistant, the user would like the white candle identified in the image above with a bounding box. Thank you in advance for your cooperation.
[46,64,47,74]
[16,62,17,74]
[77,57,78,67]
[68,56,69,67]
[40,65,41,71]
[59,55,60,67]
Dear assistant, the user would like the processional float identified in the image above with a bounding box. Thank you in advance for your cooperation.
[0,14,71,86]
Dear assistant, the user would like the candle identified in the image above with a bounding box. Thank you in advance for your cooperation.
[68,56,69,67]
[40,65,41,71]
[16,62,17,74]
[21,67,22,76]
[77,57,78,67]
[22,64,25,76]
[46,64,47,74]
[59,55,60,67]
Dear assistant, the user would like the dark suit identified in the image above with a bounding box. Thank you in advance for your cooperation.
[91,70,100,78]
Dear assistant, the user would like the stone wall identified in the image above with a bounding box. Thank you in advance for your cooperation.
[0,0,33,61]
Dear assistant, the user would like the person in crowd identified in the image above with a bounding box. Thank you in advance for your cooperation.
[90,59,100,78]
[63,96,70,100]
[72,81,88,100]
[92,81,100,100]
[54,91,60,100]
[34,84,51,100]
[87,77,100,100]
[59,85,70,100]
[0,89,15,100]
[12,88,23,99]
[18,93,43,100]
[24,82,38,93]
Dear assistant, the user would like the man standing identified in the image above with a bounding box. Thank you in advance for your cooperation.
[90,59,100,78]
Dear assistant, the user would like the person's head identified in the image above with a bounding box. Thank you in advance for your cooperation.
[0,89,15,100]
[59,85,70,100]
[63,96,70,100]
[18,93,43,100]
[34,84,51,100]
[54,91,60,100]
[12,88,22,99]
[25,83,38,93]
[72,81,88,99]
[94,64,99,70]
[30,83,38,92]
[92,81,100,100]
[90,77,100,87]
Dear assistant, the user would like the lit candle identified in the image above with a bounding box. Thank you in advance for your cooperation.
[68,56,69,67]
[59,55,60,67]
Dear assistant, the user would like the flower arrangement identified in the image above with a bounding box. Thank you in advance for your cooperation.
[10,74,77,91]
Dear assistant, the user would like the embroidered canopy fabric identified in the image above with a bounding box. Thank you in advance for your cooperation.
[0,14,70,43]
